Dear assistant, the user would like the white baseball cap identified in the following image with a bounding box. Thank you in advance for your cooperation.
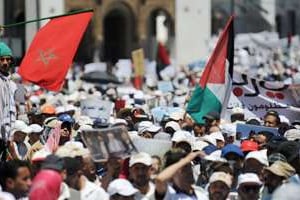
[165,121,181,132]
[138,121,161,134]
[171,130,194,144]
[29,124,43,133]
[237,173,262,189]
[204,150,227,163]
[129,152,152,167]
[169,111,185,121]
[107,179,138,196]
[12,120,32,135]
[209,172,232,188]
[245,150,269,166]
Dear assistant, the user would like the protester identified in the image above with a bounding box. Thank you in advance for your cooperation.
[0,42,16,148]
[129,152,155,200]
[237,173,262,200]
[208,172,232,200]
[262,161,295,200]
[0,160,32,199]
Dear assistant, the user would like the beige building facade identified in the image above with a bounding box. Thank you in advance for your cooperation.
[65,0,175,63]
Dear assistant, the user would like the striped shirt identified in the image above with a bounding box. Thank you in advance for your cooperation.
[0,74,16,141]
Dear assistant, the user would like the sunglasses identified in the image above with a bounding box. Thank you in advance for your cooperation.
[0,57,12,62]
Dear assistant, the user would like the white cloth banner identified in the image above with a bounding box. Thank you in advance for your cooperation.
[226,73,300,121]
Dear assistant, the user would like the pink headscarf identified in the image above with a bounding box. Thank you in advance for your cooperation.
[29,169,62,200]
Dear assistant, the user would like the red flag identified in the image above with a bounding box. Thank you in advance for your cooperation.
[18,12,93,91]
[157,42,170,65]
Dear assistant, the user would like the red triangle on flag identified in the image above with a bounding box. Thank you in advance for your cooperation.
[199,16,234,88]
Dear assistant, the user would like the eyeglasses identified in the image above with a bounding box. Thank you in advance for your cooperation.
[0,57,12,62]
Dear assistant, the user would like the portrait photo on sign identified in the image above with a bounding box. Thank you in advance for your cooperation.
[81,126,138,162]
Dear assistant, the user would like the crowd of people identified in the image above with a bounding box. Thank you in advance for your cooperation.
[0,36,300,200]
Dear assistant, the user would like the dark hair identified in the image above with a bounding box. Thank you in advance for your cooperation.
[174,141,192,153]
[257,131,274,142]
[230,113,244,123]
[0,160,30,190]
[264,110,280,125]
[63,157,82,176]
[164,148,188,168]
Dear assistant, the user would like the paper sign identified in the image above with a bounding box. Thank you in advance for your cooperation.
[81,98,113,122]
[81,126,138,162]
[132,49,145,76]
[84,62,107,73]
[236,123,278,140]
[158,81,174,93]
[130,136,172,157]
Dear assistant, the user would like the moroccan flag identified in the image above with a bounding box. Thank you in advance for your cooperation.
[187,16,234,124]
[18,11,93,91]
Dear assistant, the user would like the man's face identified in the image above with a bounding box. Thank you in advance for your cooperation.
[209,181,230,200]
[238,183,261,200]
[264,115,278,127]
[173,163,194,192]
[0,56,12,75]
[82,156,96,182]
[129,163,151,188]
[13,132,27,143]
[7,166,32,198]
[255,135,267,149]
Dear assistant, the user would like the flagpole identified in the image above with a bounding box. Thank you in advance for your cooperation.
[0,8,93,29]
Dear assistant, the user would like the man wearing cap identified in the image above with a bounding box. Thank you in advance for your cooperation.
[276,141,300,184]
[7,120,32,160]
[25,124,44,160]
[0,42,17,161]
[262,161,295,200]
[243,150,268,179]
[208,171,232,200]
[107,179,138,200]
[237,173,262,200]
[221,144,244,190]
[129,152,155,200]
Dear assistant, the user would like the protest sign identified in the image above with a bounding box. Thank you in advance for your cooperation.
[81,98,113,122]
[132,49,145,76]
[158,81,174,93]
[84,62,107,73]
[130,136,172,157]
[81,126,138,162]
[151,106,184,122]
[236,123,278,140]
[115,59,132,80]
[226,72,300,120]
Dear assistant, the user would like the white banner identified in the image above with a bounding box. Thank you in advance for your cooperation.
[227,73,300,121]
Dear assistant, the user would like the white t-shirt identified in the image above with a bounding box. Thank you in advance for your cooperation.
[134,182,155,200]
[81,177,109,200]
[163,185,208,200]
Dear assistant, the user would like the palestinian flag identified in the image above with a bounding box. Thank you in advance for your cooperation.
[187,16,234,124]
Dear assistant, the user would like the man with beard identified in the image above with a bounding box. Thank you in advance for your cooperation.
[208,172,232,200]
[155,149,208,200]
[0,42,17,161]
[0,160,32,199]
[129,152,155,200]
